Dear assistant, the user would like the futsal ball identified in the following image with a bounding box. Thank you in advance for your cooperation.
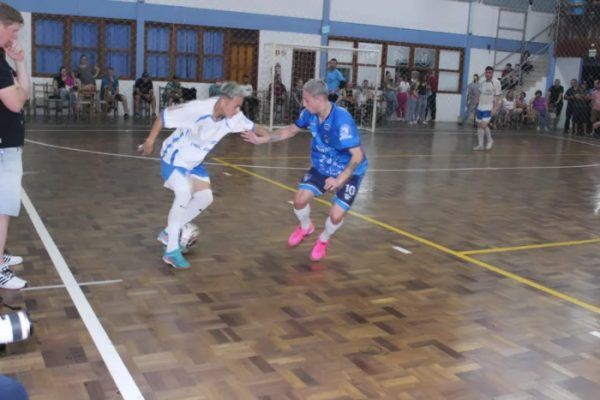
[180,223,200,252]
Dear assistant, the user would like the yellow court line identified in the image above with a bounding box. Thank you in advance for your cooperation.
[216,153,598,161]
[459,238,600,255]
[213,157,600,316]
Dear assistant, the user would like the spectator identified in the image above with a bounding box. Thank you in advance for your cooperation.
[289,78,303,120]
[501,63,513,89]
[325,58,346,102]
[133,71,156,118]
[407,74,419,125]
[521,51,533,73]
[208,80,222,97]
[416,75,428,124]
[74,54,99,92]
[563,79,578,133]
[338,81,356,117]
[515,91,527,127]
[530,90,548,131]
[240,74,258,121]
[396,74,409,121]
[100,67,129,118]
[547,79,564,130]
[572,82,589,135]
[52,66,77,115]
[164,75,183,107]
[498,89,517,127]
[461,74,480,126]
[425,70,438,122]
[591,79,600,129]
[268,75,287,122]
[0,0,29,290]
[384,71,397,120]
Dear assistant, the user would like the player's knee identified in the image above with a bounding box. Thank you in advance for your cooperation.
[329,209,345,224]
[195,189,213,208]
[174,188,193,205]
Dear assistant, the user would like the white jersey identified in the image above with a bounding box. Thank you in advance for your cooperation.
[478,78,502,111]
[160,98,255,170]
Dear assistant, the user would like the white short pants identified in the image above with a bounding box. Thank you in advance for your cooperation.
[0,147,23,217]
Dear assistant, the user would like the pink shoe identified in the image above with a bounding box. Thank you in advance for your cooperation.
[287,224,315,247]
[310,239,330,261]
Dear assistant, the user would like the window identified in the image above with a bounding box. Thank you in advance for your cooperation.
[32,14,135,78]
[329,37,464,93]
[145,23,258,83]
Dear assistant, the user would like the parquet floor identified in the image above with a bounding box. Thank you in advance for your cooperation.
[0,119,598,399]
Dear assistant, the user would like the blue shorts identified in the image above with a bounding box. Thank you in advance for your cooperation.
[161,161,209,182]
[299,167,364,211]
[476,109,492,123]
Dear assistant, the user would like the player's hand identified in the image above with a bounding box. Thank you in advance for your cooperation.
[138,139,154,156]
[5,42,24,62]
[324,177,343,192]
[241,130,269,145]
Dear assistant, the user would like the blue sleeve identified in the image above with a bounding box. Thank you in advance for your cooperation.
[335,113,360,150]
[295,108,310,129]
[337,70,346,82]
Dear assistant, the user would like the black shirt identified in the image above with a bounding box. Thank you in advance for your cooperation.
[134,78,153,94]
[53,75,66,89]
[564,87,576,103]
[549,85,564,103]
[0,55,24,148]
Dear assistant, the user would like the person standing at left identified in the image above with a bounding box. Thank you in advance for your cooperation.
[0,2,29,289]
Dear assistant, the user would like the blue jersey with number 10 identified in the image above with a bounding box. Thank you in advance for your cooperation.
[295,103,368,178]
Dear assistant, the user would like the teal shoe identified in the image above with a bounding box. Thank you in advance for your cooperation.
[162,249,190,269]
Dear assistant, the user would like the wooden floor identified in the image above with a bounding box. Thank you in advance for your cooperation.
[1,118,599,399]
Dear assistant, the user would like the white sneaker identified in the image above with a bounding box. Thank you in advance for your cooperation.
[0,265,27,290]
[536,126,541,131]
[3,251,23,266]
[485,139,494,150]
[473,145,484,151]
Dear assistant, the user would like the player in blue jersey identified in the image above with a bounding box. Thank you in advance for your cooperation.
[242,79,367,261]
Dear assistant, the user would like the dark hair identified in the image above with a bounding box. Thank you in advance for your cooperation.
[329,58,337,63]
[485,66,494,72]
[506,63,512,67]
[58,65,66,73]
[535,90,542,96]
[0,2,23,25]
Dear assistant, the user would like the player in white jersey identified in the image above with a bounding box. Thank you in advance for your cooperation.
[474,66,502,151]
[139,82,263,268]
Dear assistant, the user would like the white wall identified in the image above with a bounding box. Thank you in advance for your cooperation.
[471,3,552,42]
[331,0,469,35]
[436,94,461,122]
[258,31,322,91]
[145,0,323,20]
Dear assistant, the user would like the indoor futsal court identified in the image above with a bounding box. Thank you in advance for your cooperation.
[1,0,599,399]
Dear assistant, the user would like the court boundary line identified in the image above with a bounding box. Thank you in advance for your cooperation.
[458,238,600,255]
[22,279,124,292]
[213,157,600,316]
[21,189,145,400]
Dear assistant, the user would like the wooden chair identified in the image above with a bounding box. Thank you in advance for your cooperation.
[77,90,97,120]
[31,82,48,117]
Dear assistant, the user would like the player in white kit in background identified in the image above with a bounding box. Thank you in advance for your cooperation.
[474,66,502,151]
[139,82,267,269]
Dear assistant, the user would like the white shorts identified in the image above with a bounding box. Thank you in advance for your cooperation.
[0,147,23,217]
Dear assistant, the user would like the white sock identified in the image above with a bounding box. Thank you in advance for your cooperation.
[477,128,484,147]
[182,189,213,225]
[166,189,192,252]
[485,127,492,143]
[319,217,343,242]
[294,204,312,230]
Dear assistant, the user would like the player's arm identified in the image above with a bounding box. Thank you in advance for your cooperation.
[139,115,163,155]
[324,146,363,192]
[242,123,302,145]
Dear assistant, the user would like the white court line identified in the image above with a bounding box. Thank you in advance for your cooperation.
[22,279,123,292]
[21,190,144,400]
[25,138,600,173]
[393,246,412,255]
[287,200,294,205]
[25,138,219,166]
[590,331,600,339]
[540,133,600,149]
[223,171,232,176]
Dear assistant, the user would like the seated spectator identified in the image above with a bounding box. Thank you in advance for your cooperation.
[52,65,77,115]
[133,71,156,118]
[240,74,258,120]
[208,81,222,97]
[521,50,533,73]
[515,91,528,126]
[163,75,183,107]
[338,81,356,117]
[75,54,99,92]
[289,78,303,120]
[101,67,129,119]
[501,63,513,90]
[268,76,288,114]
[355,79,374,125]
[530,90,548,131]
[498,90,517,127]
